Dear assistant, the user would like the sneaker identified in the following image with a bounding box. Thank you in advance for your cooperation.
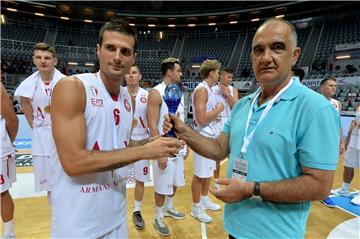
[201,198,221,211]
[330,187,351,197]
[320,197,336,208]
[350,194,360,206]
[163,207,185,220]
[191,206,212,223]
[132,211,145,230]
[153,216,170,236]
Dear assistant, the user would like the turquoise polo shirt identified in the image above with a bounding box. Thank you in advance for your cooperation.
[222,78,340,238]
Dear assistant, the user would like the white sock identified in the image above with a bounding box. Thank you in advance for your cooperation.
[156,206,163,218]
[342,182,351,191]
[4,219,15,236]
[134,200,141,212]
[201,195,209,203]
[193,202,201,209]
[165,196,173,209]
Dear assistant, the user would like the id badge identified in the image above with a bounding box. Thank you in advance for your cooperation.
[232,153,248,181]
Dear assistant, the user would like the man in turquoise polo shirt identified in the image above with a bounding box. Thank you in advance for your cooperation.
[165,18,340,238]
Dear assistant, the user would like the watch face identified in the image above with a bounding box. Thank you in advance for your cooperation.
[250,195,263,202]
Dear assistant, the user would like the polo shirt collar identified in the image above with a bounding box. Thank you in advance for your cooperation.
[247,77,300,103]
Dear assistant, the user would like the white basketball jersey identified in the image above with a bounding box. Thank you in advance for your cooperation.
[15,69,65,156]
[213,84,234,134]
[153,82,186,157]
[192,81,218,138]
[125,87,149,141]
[330,98,340,113]
[0,117,14,158]
[349,107,360,150]
[51,72,133,238]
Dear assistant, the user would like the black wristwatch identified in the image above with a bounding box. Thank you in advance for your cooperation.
[250,182,263,202]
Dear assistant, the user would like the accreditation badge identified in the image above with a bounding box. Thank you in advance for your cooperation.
[232,152,248,181]
[132,118,138,128]
[44,104,51,113]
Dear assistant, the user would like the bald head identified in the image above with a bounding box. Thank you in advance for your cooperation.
[256,18,298,49]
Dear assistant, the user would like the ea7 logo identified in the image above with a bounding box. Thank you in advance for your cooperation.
[91,98,104,107]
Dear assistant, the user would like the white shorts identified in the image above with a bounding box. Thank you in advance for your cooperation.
[0,154,16,193]
[98,222,128,239]
[33,155,53,192]
[153,156,185,195]
[193,152,216,178]
[344,147,360,168]
[134,160,150,182]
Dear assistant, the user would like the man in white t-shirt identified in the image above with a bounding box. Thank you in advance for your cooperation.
[147,57,187,236]
[14,43,65,202]
[125,65,150,230]
[212,68,238,189]
[319,77,345,208]
[1,83,19,239]
[191,60,224,223]
[50,19,182,238]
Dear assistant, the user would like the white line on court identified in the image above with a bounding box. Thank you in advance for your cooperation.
[201,222,207,239]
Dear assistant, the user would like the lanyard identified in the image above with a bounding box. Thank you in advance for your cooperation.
[95,72,120,149]
[241,79,293,154]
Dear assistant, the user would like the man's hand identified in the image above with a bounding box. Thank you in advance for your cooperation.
[209,178,252,203]
[143,136,182,159]
[220,84,230,98]
[157,157,168,170]
[339,142,346,155]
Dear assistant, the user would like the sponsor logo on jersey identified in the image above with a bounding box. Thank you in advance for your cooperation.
[140,96,147,103]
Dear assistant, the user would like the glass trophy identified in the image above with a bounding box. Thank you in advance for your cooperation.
[163,82,182,137]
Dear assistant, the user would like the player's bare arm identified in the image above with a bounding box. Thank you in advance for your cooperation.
[194,87,223,125]
[20,97,33,128]
[1,83,19,141]
[52,76,180,176]
[146,88,168,169]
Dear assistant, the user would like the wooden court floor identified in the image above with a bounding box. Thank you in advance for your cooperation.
[1,151,359,238]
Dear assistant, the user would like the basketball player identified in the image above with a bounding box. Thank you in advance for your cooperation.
[14,43,65,201]
[1,83,19,239]
[212,68,238,189]
[191,59,224,223]
[147,57,187,236]
[319,77,345,207]
[50,19,181,238]
[124,65,150,230]
[331,105,360,205]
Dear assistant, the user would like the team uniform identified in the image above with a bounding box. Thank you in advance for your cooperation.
[50,72,133,238]
[14,69,65,192]
[152,82,186,195]
[212,83,235,134]
[0,117,16,193]
[125,87,150,182]
[192,81,218,178]
[330,98,341,113]
[345,107,360,168]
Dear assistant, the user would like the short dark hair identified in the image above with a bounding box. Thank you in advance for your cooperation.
[220,67,235,75]
[291,67,305,81]
[98,18,137,53]
[33,42,56,57]
[320,76,336,86]
[160,57,180,76]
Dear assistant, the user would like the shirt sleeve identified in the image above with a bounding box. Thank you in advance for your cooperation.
[298,105,340,170]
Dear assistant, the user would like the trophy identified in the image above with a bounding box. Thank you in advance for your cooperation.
[163,82,182,137]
